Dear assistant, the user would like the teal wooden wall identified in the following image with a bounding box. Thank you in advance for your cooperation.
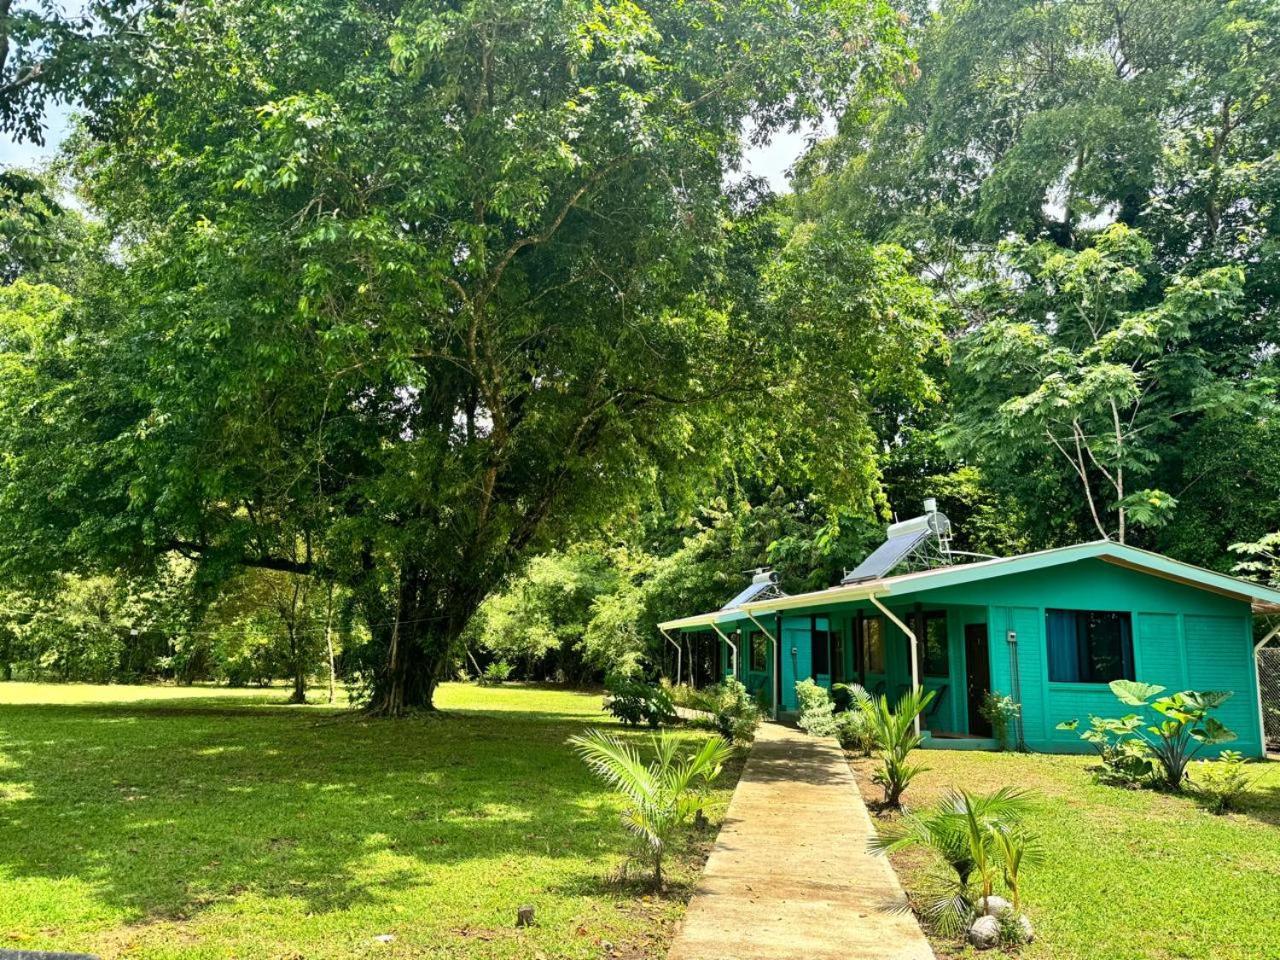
[699,557,1263,757]
[917,559,1262,757]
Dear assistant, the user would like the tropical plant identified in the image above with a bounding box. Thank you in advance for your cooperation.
[870,787,1040,936]
[1195,750,1255,815]
[710,679,763,743]
[1056,714,1156,787]
[869,687,935,807]
[980,692,1021,751]
[570,728,732,888]
[836,683,879,755]
[1059,680,1236,791]
[604,673,677,729]
[478,660,513,687]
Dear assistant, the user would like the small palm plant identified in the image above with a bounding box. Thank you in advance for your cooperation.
[870,787,1040,935]
[570,728,732,888]
[869,687,935,807]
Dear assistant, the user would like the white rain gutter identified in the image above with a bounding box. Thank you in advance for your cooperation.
[1254,622,1280,754]
[709,621,738,681]
[660,627,682,687]
[745,611,780,720]
[869,593,922,737]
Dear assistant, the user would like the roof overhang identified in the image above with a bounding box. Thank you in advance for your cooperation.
[658,540,1280,631]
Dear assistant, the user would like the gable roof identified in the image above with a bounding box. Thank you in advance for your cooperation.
[658,540,1280,630]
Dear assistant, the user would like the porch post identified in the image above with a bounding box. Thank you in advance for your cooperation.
[660,627,682,686]
[710,622,737,681]
[870,594,922,737]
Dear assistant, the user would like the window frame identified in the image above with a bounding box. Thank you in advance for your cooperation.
[917,610,950,679]
[749,629,768,674]
[861,616,886,674]
[1045,608,1135,685]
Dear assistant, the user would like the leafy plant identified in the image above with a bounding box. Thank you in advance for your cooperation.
[979,692,1021,751]
[1056,715,1155,787]
[604,673,677,729]
[1195,750,1255,814]
[569,729,732,888]
[836,683,879,755]
[869,687,935,808]
[871,787,1039,936]
[711,679,763,743]
[478,659,512,687]
[1059,680,1236,791]
[795,678,839,736]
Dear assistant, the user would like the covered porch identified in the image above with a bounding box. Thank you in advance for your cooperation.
[662,594,998,748]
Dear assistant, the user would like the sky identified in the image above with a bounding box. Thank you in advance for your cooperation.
[0,105,817,193]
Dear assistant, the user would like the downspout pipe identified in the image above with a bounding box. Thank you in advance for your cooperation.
[869,593,922,737]
[660,627,682,687]
[710,622,738,682]
[1254,622,1280,754]
[745,611,780,720]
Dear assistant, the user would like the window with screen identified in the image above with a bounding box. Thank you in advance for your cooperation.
[811,617,831,677]
[919,611,949,677]
[1046,609,1134,683]
[831,629,846,683]
[861,617,885,674]
[749,631,767,673]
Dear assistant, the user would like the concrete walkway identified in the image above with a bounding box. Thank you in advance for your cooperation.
[668,723,935,960]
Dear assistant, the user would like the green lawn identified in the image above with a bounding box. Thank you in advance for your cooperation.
[851,750,1280,960]
[0,682,742,959]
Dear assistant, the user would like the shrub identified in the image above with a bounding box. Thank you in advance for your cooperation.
[1059,680,1236,791]
[836,683,879,755]
[711,678,762,743]
[979,692,1021,751]
[869,687,935,808]
[795,678,839,736]
[605,672,677,728]
[1195,750,1255,814]
[570,728,732,888]
[478,659,512,686]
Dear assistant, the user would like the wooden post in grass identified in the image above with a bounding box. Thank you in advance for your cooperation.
[516,905,535,927]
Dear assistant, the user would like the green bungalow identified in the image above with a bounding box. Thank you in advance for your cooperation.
[659,503,1280,757]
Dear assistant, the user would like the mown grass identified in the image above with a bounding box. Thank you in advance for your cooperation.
[851,749,1280,960]
[0,681,743,959]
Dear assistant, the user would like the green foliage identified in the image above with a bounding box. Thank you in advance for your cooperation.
[604,672,676,729]
[570,727,732,888]
[0,0,921,716]
[1059,680,1236,791]
[1194,750,1255,815]
[835,683,880,755]
[948,224,1259,544]
[869,687,935,808]
[478,660,512,687]
[871,786,1041,937]
[980,693,1021,752]
[795,678,839,736]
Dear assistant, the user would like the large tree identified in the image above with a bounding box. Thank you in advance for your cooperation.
[799,0,1280,554]
[0,0,940,712]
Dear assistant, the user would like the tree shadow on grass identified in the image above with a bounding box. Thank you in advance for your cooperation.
[0,697,670,940]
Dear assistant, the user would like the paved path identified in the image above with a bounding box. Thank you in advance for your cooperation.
[668,723,934,960]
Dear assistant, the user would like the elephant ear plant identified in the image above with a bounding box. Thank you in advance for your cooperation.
[1059,680,1235,791]
[571,729,732,889]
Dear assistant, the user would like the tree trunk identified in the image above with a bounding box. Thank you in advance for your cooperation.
[365,565,489,715]
[323,580,336,704]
